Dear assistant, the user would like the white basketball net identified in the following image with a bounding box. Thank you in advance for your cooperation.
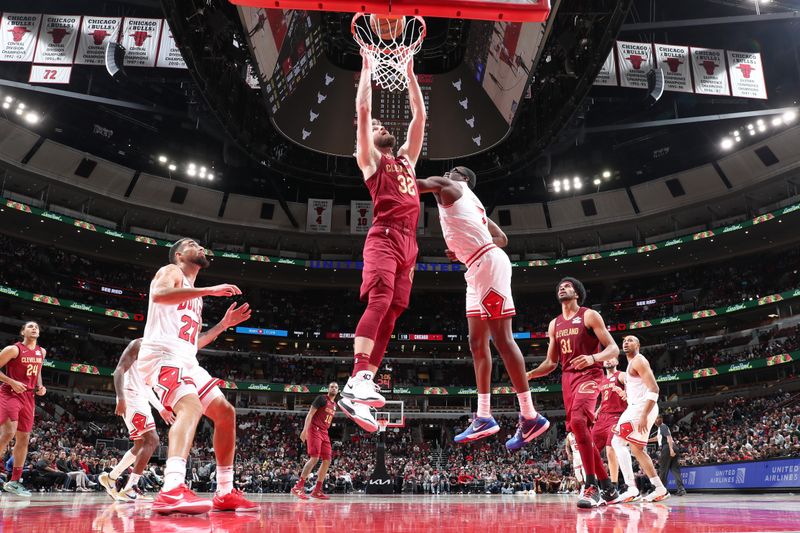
[352,13,426,92]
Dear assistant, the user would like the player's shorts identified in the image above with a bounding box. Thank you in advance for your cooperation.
[124,396,156,440]
[464,246,515,320]
[592,412,623,449]
[360,224,418,310]
[137,354,223,413]
[0,391,35,433]
[562,368,603,432]
[614,402,659,446]
[307,427,332,460]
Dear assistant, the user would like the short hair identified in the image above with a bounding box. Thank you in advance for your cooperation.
[558,277,587,305]
[456,166,477,189]
[19,321,39,337]
[169,238,193,264]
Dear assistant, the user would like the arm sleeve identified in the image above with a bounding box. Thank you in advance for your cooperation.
[312,395,327,409]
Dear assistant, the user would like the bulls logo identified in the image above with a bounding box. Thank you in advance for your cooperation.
[48,28,69,44]
[663,57,683,73]
[131,412,149,434]
[90,29,110,46]
[700,60,718,75]
[626,54,646,70]
[10,26,30,42]
[315,206,326,225]
[131,30,149,46]
[736,63,755,79]
[481,289,505,319]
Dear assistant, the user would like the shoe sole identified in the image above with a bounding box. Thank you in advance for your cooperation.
[454,425,500,444]
[290,492,309,501]
[646,492,670,503]
[505,419,551,450]
[3,486,32,497]
[337,399,379,432]
[213,505,261,512]
[341,389,386,408]
[153,501,213,515]
[310,495,330,500]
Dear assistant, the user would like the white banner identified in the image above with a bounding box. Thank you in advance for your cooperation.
[350,200,373,234]
[654,43,692,93]
[593,49,617,86]
[33,15,80,64]
[0,13,42,63]
[691,47,730,96]
[120,17,162,67]
[727,51,767,100]
[75,16,121,65]
[29,64,72,84]
[306,198,332,233]
[156,26,186,69]
[616,41,654,88]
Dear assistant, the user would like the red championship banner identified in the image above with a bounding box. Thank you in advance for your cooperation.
[156,26,187,69]
[75,16,121,65]
[120,17,162,67]
[727,51,767,100]
[0,13,42,62]
[33,14,80,64]
[616,41,654,88]
[690,47,730,96]
[654,43,692,93]
[593,49,617,86]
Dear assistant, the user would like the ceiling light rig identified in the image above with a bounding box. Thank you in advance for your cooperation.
[720,110,797,150]
[157,155,217,181]
[1,94,41,125]
[551,169,619,195]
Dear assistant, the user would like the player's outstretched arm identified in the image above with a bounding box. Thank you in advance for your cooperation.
[527,319,559,380]
[198,302,252,349]
[35,347,46,396]
[113,338,142,415]
[398,60,427,167]
[0,345,26,394]
[356,50,379,179]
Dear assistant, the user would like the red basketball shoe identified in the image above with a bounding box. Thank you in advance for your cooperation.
[290,484,309,500]
[152,484,212,515]
[310,488,329,500]
[212,489,259,512]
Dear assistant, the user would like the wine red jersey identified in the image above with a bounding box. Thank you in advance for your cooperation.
[1,342,44,393]
[311,395,336,431]
[598,370,627,415]
[366,154,420,229]
[554,307,603,374]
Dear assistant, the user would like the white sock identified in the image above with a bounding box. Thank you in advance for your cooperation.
[516,391,537,419]
[477,393,491,418]
[123,473,141,492]
[163,457,187,492]
[611,436,636,488]
[355,370,373,381]
[110,450,137,480]
[650,475,665,490]
[217,465,234,495]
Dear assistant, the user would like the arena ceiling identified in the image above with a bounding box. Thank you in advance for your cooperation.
[0,0,797,207]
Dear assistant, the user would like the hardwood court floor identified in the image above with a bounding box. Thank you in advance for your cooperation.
[2,492,800,532]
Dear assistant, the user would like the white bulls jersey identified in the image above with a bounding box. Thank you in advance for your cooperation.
[624,355,648,406]
[437,181,494,266]
[141,275,203,366]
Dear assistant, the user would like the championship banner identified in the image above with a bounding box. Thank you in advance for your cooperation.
[156,26,187,69]
[654,43,692,93]
[616,40,654,88]
[350,200,373,234]
[690,47,730,96]
[593,49,617,86]
[727,51,767,100]
[75,16,121,65]
[33,15,80,64]
[120,17,162,67]
[306,198,332,233]
[0,13,42,62]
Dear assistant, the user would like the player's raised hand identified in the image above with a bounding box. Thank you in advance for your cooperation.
[222,302,252,328]
[206,284,242,298]
[115,398,126,416]
[300,429,307,443]
[569,354,595,371]
[160,409,176,425]
[35,385,46,396]
[526,370,535,381]
[445,249,459,262]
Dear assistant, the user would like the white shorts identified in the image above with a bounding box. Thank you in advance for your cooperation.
[124,396,156,440]
[465,247,515,320]
[137,352,224,413]
[613,402,659,446]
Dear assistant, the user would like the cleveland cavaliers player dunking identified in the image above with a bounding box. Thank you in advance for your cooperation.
[417,169,549,449]
[138,238,257,514]
[527,277,620,508]
[339,49,426,432]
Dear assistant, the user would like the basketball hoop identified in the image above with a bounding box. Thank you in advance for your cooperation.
[352,12,426,92]
[377,419,390,433]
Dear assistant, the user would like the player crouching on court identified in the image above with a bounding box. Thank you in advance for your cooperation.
[417,168,549,450]
[610,335,669,503]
